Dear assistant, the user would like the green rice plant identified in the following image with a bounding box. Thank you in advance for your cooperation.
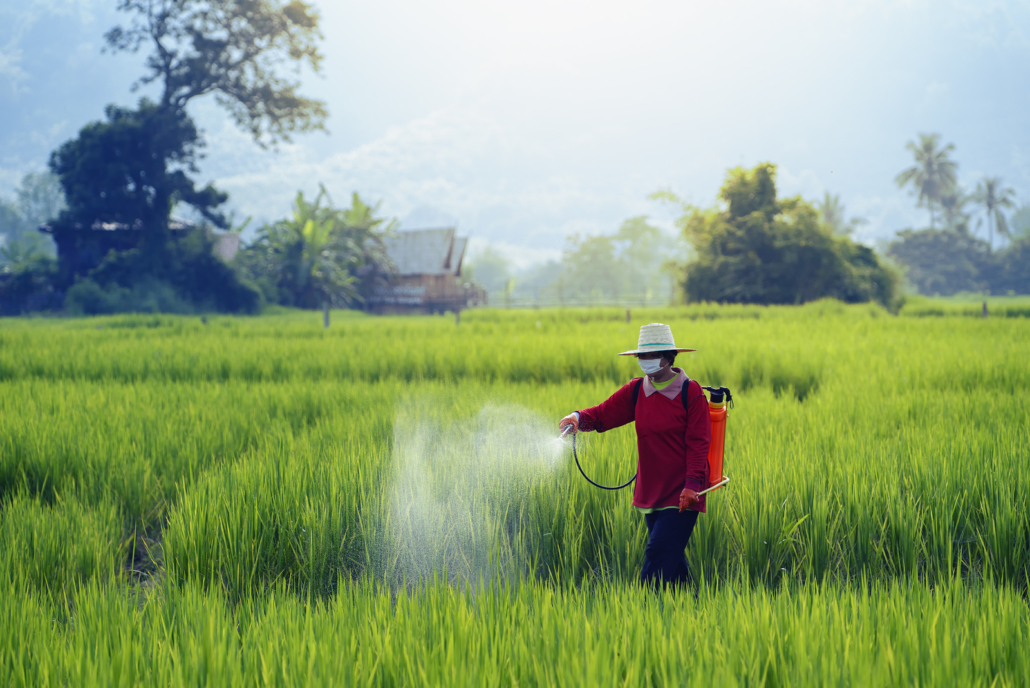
[0,492,121,600]
[2,576,1029,687]
[1,302,1029,683]
[163,425,387,601]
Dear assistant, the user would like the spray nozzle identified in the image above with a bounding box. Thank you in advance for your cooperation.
[560,424,575,439]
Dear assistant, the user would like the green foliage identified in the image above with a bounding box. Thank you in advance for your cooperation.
[65,277,194,315]
[561,232,624,301]
[888,228,991,295]
[0,493,121,600]
[62,227,261,315]
[0,172,64,250]
[1010,203,1030,240]
[0,577,1028,686]
[237,188,395,309]
[463,245,512,293]
[888,228,1030,296]
[48,100,227,247]
[0,173,61,288]
[679,164,899,308]
[468,216,680,306]
[0,253,60,316]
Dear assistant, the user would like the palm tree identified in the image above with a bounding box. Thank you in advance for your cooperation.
[939,189,971,234]
[970,177,1016,252]
[895,133,958,229]
[815,192,867,237]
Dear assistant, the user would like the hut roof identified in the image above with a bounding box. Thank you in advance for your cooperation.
[384,227,469,276]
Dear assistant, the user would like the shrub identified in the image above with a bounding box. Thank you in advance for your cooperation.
[681,164,900,308]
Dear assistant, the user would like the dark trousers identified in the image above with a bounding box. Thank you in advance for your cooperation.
[640,508,699,589]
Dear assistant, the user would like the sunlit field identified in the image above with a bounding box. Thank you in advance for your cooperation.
[1,301,1028,686]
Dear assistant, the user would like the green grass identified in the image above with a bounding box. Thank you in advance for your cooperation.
[0,300,1028,685]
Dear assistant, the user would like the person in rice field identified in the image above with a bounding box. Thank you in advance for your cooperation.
[559,322,711,589]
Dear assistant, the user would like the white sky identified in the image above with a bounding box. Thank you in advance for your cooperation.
[3,0,1030,265]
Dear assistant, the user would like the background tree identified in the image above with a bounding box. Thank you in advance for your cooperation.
[613,215,665,303]
[970,177,1016,251]
[561,233,623,302]
[0,172,63,265]
[105,0,327,146]
[336,191,398,304]
[1010,203,1030,241]
[887,229,992,296]
[464,247,512,295]
[49,102,227,264]
[939,189,971,234]
[36,0,329,314]
[895,133,958,229]
[815,192,867,237]
[677,164,898,307]
[238,187,395,310]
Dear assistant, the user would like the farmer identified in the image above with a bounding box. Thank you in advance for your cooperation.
[559,323,711,588]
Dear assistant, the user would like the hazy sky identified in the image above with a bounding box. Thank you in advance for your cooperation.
[3,0,1030,265]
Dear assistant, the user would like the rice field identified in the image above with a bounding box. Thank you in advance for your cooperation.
[1,301,1028,686]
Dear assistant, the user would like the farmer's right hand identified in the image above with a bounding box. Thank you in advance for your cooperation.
[559,414,579,434]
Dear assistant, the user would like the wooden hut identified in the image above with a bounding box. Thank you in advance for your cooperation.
[368,227,485,314]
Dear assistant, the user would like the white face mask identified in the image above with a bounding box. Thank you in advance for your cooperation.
[638,358,663,375]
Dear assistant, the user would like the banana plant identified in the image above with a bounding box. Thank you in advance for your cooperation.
[239,186,395,311]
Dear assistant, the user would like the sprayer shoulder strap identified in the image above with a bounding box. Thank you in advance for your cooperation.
[631,376,699,419]
[630,378,644,412]
[681,376,695,413]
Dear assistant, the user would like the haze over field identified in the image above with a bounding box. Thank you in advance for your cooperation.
[3,0,1030,263]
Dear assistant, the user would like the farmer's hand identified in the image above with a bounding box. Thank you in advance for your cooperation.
[559,413,579,435]
[678,488,700,512]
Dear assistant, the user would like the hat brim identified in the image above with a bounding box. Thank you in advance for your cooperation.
[617,347,696,356]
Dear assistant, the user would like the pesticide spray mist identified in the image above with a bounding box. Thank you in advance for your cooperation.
[384,392,565,588]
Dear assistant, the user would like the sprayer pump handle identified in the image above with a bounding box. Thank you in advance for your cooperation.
[702,385,733,406]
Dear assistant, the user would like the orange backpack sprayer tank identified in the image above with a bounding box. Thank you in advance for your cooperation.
[699,386,733,495]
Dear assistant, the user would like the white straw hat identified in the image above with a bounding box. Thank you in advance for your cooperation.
[617,322,696,356]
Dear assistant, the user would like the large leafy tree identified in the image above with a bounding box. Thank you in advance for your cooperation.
[50,103,226,239]
[46,0,327,297]
[676,164,898,307]
[970,177,1016,251]
[105,0,327,146]
[895,133,958,229]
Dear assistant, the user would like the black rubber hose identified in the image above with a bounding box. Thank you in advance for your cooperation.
[570,431,637,491]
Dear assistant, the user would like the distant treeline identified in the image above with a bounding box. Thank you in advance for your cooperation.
[469,164,901,311]
[887,133,1029,296]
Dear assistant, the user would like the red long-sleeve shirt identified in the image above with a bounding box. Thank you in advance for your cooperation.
[578,374,712,512]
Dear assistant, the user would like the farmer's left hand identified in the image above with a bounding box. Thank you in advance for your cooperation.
[678,488,700,512]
